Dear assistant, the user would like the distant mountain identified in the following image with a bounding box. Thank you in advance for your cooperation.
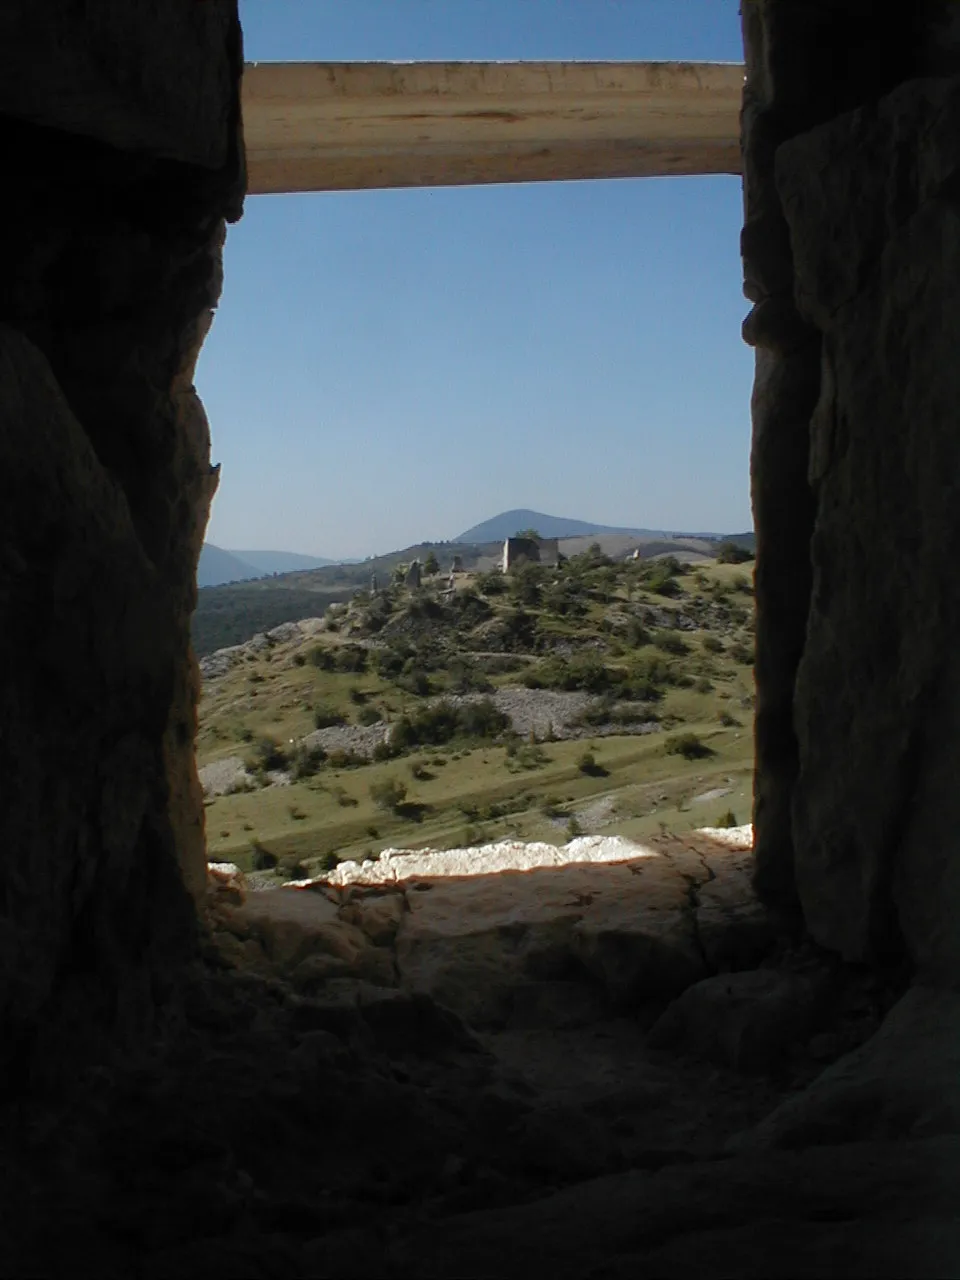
[198,544,262,588]
[455,509,666,544]
[229,550,338,576]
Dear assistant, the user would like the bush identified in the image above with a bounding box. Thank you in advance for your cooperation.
[540,795,564,819]
[654,630,690,656]
[730,643,755,666]
[577,750,608,777]
[390,698,509,752]
[245,736,288,772]
[566,816,583,839]
[702,634,723,654]
[716,540,754,565]
[309,645,335,669]
[290,742,327,779]
[396,670,432,697]
[326,748,367,769]
[715,809,738,828]
[357,705,383,726]
[314,705,347,730]
[524,653,613,695]
[334,645,368,674]
[475,571,508,597]
[369,777,408,812]
[664,732,714,761]
[718,710,740,727]
[446,656,493,694]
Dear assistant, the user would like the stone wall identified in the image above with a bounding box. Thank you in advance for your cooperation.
[744,0,960,976]
[0,0,244,1081]
[502,537,561,572]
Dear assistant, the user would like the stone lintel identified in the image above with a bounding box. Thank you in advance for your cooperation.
[242,60,744,194]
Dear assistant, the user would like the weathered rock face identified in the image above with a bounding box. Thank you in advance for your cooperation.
[0,0,244,1079]
[744,1,960,975]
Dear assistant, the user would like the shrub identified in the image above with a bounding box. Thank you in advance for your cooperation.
[664,732,714,761]
[702,634,723,654]
[731,574,753,595]
[715,809,738,828]
[309,645,335,670]
[369,777,408,812]
[292,653,306,667]
[313,705,347,729]
[730,643,755,666]
[390,698,509,752]
[524,653,612,695]
[505,742,550,772]
[446,656,493,694]
[718,710,741,728]
[245,736,288,772]
[290,742,327,779]
[566,816,584,839]
[333,786,359,807]
[577,750,608,777]
[395,669,433,697]
[716,541,754,565]
[540,795,564,819]
[326,748,367,769]
[654,630,689,656]
[695,677,713,694]
[475,570,508,596]
[357,705,383,726]
[334,645,368,673]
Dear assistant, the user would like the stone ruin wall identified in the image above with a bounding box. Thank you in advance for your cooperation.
[744,0,960,981]
[502,536,561,572]
[0,0,245,1080]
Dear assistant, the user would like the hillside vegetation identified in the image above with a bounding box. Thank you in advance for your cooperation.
[192,532,733,655]
[198,545,757,880]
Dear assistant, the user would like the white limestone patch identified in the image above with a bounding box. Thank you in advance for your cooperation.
[694,823,753,849]
[289,835,660,890]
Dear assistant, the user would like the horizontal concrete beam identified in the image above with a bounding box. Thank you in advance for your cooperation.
[242,61,744,194]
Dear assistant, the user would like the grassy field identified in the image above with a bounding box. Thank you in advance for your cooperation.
[198,546,756,877]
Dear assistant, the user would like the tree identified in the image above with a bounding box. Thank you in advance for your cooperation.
[515,528,541,540]
[424,551,439,576]
[369,777,408,812]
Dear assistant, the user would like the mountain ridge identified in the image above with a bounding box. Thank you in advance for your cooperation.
[455,508,728,544]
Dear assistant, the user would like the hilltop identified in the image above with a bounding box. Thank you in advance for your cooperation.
[192,531,745,656]
[455,508,670,543]
[196,546,757,879]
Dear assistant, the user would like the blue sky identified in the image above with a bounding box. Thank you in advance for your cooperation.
[198,1,750,559]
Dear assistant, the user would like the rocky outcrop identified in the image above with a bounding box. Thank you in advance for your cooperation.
[212,830,774,1031]
[0,0,244,1079]
[743,2,960,976]
[778,77,960,975]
